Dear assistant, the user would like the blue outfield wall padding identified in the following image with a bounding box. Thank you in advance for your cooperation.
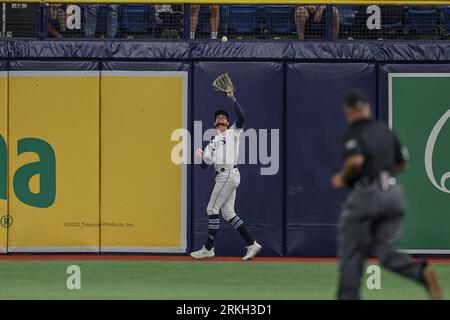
[9,60,100,71]
[375,43,450,61]
[192,62,284,257]
[285,63,376,256]
[0,44,8,59]
[290,42,376,60]
[190,41,294,60]
[5,40,192,60]
[4,41,450,257]
[102,61,190,71]
[3,40,450,61]
[378,64,450,124]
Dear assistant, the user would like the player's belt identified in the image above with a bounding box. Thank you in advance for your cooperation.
[354,172,397,190]
[353,177,376,189]
[216,165,237,174]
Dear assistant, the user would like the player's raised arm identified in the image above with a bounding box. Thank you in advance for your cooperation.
[212,73,245,129]
[227,91,245,129]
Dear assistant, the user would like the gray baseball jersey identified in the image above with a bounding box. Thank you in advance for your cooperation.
[203,123,243,171]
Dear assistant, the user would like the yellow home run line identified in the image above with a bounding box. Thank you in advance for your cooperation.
[4,0,450,5]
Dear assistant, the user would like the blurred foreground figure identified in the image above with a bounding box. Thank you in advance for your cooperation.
[332,90,442,300]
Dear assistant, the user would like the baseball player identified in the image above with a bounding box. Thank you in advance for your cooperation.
[332,90,442,300]
[190,84,262,261]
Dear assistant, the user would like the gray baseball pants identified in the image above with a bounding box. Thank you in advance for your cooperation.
[337,182,427,300]
[207,168,240,222]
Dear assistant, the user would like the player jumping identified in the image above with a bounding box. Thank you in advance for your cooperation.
[190,74,262,261]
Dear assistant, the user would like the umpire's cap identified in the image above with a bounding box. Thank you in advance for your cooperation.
[342,90,370,109]
[214,109,229,121]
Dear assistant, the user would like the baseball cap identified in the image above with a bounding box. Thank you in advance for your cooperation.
[214,109,229,121]
[342,90,370,109]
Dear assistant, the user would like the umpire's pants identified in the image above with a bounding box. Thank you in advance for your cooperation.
[337,182,427,300]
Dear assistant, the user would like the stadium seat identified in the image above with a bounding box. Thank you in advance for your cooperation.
[94,4,108,34]
[407,8,439,33]
[380,6,406,37]
[337,5,355,30]
[227,5,259,33]
[336,5,355,38]
[262,5,294,34]
[442,6,450,33]
[120,4,155,33]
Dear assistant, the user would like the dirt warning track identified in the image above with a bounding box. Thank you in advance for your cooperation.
[0,254,448,264]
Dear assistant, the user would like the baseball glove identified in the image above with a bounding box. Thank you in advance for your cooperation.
[212,73,234,95]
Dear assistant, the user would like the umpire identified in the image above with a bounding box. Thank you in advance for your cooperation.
[331,90,442,300]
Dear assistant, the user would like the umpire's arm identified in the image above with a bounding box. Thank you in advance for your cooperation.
[332,155,365,189]
[393,134,408,173]
[332,134,365,189]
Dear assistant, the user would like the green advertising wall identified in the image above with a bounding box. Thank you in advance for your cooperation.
[389,74,450,252]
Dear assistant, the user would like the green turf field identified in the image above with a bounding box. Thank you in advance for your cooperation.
[0,261,448,300]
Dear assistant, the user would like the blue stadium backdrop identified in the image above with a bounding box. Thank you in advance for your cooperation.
[0,40,449,255]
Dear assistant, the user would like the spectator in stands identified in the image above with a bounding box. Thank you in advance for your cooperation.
[48,3,64,38]
[349,5,376,39]
[294,5,340,40]
[85,4,118,38]
[190,5,219,39]
[156,4,183,39]
[380,5,405,39]
[48,4,85,38]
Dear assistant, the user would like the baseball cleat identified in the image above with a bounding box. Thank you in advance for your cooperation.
[242,241,262,261]
[190,246,215,259]
[423,266,442,300]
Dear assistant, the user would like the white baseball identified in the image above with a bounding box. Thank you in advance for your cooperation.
[221,36,228,43]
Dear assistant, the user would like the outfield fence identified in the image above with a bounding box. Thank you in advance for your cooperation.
[0,1,449,256]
